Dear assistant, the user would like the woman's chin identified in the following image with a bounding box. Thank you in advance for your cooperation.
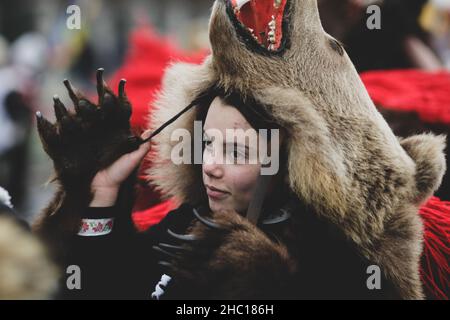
[208,198,230,213]
[208,199,221,212]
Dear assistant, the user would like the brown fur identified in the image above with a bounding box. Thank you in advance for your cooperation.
[0,215,59,299]
[165,209,297,299]
[379,106,450,199]
[149,0,447,299]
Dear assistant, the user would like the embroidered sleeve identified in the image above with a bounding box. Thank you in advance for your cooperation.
[77,207,116,237]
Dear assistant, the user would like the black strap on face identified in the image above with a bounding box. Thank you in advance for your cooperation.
[246,134,280,225]
[246,173,272,225]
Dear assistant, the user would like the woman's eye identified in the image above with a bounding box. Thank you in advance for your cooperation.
[229,149,246,161]
[203,136,213,147]
[203,139,215,155]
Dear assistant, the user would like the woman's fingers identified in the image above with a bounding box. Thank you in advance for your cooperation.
[141,129,153,141]
[129,130,153,159]
[128,130,152,161]
[107,131,152,180]
[94,130,152,189]
[128,140,151,164]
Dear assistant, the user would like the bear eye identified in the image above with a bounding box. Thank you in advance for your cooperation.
[328,38,344,56]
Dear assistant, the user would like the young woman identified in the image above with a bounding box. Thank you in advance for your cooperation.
[34,0,447,299]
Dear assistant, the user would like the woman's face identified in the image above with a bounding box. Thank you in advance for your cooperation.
[202,97,262,215]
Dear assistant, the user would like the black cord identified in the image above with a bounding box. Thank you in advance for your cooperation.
[141,101,197,143]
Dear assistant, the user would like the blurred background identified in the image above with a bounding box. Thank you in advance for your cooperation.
[0,0,449,221]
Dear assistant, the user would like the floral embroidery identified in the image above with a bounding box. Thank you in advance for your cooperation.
[93,222,103,233]
[106,220,113,230]
[81,222,90,232]
[78,218,114,236]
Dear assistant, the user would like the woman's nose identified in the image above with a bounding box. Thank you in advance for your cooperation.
[203,150,224,178]
[203,162,224,178]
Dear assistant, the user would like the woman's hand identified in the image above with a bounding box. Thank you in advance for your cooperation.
[34,68,148,243]
[90,130,152,207]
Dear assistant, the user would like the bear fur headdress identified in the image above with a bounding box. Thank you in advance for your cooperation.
[148,0,447,299]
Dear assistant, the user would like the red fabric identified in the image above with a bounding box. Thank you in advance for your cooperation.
[419,197,450,300]
[132,199,177,232]
[361,70,450,125]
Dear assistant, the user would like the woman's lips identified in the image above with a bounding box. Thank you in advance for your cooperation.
[206,185,229,200]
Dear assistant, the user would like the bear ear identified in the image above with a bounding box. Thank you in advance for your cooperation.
[400,133,447,205]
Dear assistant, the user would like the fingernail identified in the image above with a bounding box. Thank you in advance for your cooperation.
[141,130,153,140]
[36,111,42,118]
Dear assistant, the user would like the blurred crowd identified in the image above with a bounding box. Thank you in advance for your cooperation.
[0,0,449,299]
[319,0,450,70]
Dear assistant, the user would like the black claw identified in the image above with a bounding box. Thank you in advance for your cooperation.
[63,79,79,104]
[158,261,173,269]
[261,209,291,225]
[167,229,198,242]
[36,114,57,143]
[118,79,126,99]
[53,95,68,121]
[152,245,178,259]
[158,243,189,252]
[96,68,105,105]
[193,208,222,229]
[36,113,51,127]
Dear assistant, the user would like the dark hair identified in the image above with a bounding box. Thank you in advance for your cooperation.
[194,85,281,133]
